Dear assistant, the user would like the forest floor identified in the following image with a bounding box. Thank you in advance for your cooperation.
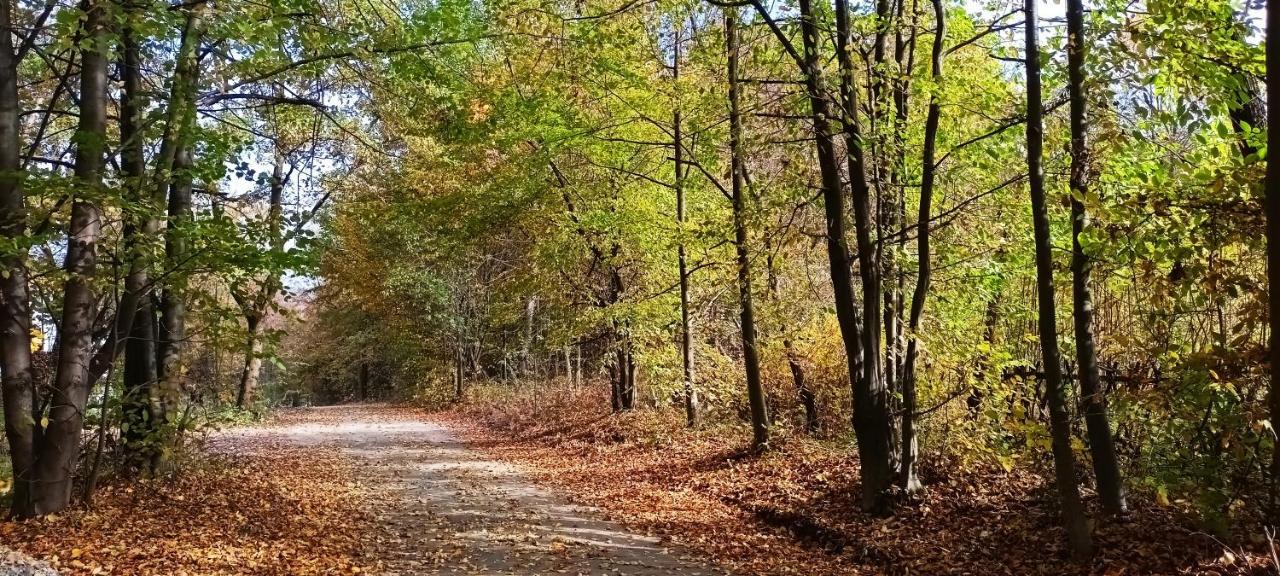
[1,413,374,575]
[441,387,1278,576]
[2,404,718,576]
[1,400,1273,575]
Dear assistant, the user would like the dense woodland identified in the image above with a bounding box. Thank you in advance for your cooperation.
[2,0,1280,566]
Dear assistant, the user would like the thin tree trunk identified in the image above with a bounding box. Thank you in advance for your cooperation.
[0,0,35,518]
[32,0,108,514]
[767,248,816,433]
[726,10,768,450]
[622,327,636,409]
[359,361,369,401]
[457,343,466,400]
[1025,0,1092,555]
[898,0,944,494]
[1065,0,1126,516]
[674,27,698,427]
[969,288,1002,415]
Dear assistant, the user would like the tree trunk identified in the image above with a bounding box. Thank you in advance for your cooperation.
[1025,0,1093,555]
[359,361,369,401]
[118,10,159,466]
[83,0,151,386]
[621,330,636,409]
[674,28,698,427]
[833,0,893,511]
[608,347,622,412]
[751,0,884,508]
[898,0,944,494]
[0,0,36,518]
[1065,0,1126,516]
[1265,0,1280,522]
[766,249,816,433]
[154,142,194,473]
[132,3,203,473]
[235,315,263,408]
[969,288,1002,414]
[726,10,768,450]
[31,0,108,514]
[456,343,466,400]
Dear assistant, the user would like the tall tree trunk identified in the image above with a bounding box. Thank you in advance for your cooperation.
[83,0,151,387]
[749,0,883,508]
[1265,0,1280,522]
[1025,0,1093,555]
[969,287,1002,414]
[117,4,159,467]
[1065,0,1126,516]
[125,4,202,467]
[359,361,369,401]
[898,0,944,493]
[621,325,636,409]
[609,327,623,412]
[154,143,193,473]
[32,0,108,514]
[0,0,36,518]
[674,27,698,427]
[236,156,284,409]
[726,10,768,450]
[834,0,894,511]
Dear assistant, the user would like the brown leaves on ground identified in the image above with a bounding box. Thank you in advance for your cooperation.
[1,441,372,576]
[443,389,1273,576]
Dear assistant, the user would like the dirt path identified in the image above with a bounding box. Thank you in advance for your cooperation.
[224,405,717,576]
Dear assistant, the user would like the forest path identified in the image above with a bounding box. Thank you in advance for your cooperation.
[225,404,718,576]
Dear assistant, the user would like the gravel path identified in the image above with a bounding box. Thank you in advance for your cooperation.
[227,405,718,576]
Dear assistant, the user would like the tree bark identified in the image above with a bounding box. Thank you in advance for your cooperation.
[358,361,369,401]
[154,142,194,473]
[1025,0,1093,556]
[456,343,466,400]
[674,27,698,428]
[235,315,263,408]
[749,0,885,508]
[236,156,284,409]
[1265,0,1280,522]
[898,0,944,494]
[117,4,159,467]
[83,0,152,386]
[834,0,893,511]
[1065,0,1126,516]
[126,3,203,469]
[0,0,35,518]
[726,10,768,450]
[32,0,108,514]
